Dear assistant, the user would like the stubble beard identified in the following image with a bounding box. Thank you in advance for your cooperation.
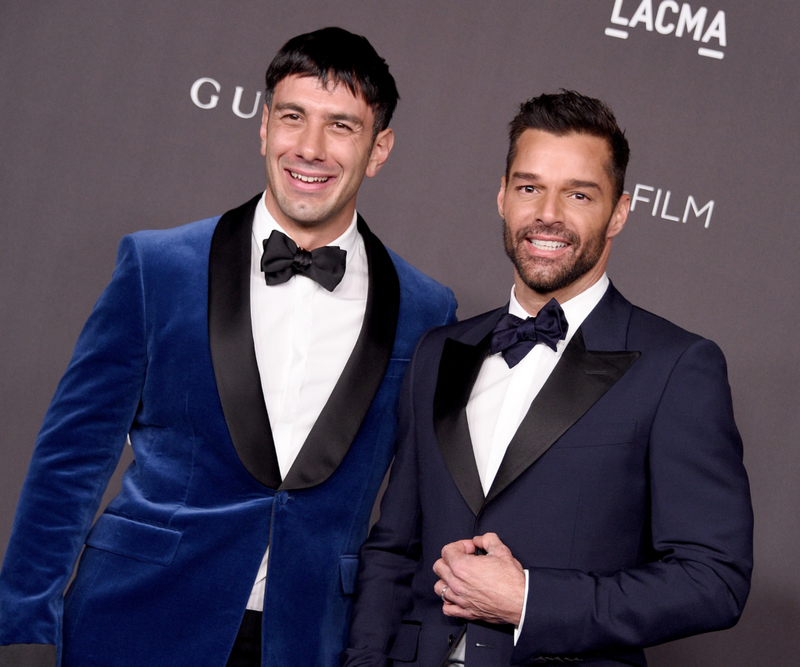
[503,219,610,294]
[272,190,330,228]
[267,175,341,231]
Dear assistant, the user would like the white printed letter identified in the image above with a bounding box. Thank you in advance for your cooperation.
[190,77,221,110]
[702,10,726,46]
[611,0,630,26]
[683,196,714,228]
[676,4,707,40]
[232,87,262,119]
[660,191,681,221]
[629,0,655,31]
[655,0,680,34]
[630,184,654,211]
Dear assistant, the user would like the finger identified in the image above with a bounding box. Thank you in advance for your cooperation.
[458,538,478,555]
[441,539,475,560]
[435,582,463,609]
[473,532,509,556]
[432,558,452,580]
[442,601,479,621]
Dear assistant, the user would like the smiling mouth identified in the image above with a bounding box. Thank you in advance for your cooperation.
[289,171,330,183]
[529,239,568,250]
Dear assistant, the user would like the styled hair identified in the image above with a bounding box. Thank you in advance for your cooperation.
[506,90,630,202]
[265,27,399,138]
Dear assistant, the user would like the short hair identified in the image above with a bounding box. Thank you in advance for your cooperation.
[505,90,630,203]
[265,27,399,139]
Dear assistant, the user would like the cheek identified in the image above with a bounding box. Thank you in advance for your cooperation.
[265,129,296,156]
[504,202,534,230]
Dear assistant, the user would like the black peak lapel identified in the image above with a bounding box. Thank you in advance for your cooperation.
[485,328,640,505]
[280,216,400,490]
[433,309,506,516]
[580,282,634,351]
[208,194,282,489]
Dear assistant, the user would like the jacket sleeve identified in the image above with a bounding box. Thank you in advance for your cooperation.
[0,235,148,662]
[342,334,428,667]
[513,338,753,661]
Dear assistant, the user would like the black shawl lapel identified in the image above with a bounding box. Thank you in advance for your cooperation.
[208,194,282,489]
[280,216,400,490]
[485,284,640,506]
[433,309,507,516]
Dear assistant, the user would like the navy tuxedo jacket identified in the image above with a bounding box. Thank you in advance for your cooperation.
[345,284,752,667]
[0,195,457,667]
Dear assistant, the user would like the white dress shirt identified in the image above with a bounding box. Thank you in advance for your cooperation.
[451,275,609,659]
[246,192,368,610]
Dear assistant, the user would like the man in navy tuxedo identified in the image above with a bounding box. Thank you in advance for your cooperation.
[344,91,752,666]
[0,28,456,667]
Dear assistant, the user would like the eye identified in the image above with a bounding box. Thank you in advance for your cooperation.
[572,192,590,201]
[518,185,537,194]
[331,121,353,132]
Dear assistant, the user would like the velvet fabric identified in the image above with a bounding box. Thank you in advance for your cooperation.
[0,194,457,667]
[344,284,753,667]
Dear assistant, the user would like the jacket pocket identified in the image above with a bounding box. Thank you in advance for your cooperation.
[387,622,420,663]
[85,513,182,566]
[340,554,359,595]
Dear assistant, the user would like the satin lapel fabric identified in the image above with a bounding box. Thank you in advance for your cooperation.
[208,195,281,489]
[281,215,399,490]
[208,195,400,490]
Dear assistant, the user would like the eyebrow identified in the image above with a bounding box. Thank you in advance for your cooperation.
[511,172,603,191]
[510,171,540,182]
[274,102,305,114]
[566,178,602,191]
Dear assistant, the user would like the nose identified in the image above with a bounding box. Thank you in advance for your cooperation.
[537,191,563,226]
[297,122,326,162]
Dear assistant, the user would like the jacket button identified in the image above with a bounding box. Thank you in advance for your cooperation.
[448,634,454,647]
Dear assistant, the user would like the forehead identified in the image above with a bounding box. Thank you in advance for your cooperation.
[271,74,373,117]
[511,129,613,185]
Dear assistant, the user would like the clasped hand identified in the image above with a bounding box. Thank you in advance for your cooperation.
[433,532,525,625]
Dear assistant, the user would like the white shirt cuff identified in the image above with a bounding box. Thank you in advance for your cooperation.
[513,569,530,645]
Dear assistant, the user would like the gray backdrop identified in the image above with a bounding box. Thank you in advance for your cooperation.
[1,1,798,663]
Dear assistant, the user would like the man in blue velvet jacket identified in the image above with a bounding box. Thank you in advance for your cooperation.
[344,91,752,666]
[0,28,456,667]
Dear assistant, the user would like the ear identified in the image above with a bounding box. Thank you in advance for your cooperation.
[606,192,630,239]
[497,176,507,218]
[365,128,395,178]
[259,103,269,156]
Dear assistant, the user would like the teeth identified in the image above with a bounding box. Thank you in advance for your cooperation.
[530,239,568,250]
[290,171,329,183]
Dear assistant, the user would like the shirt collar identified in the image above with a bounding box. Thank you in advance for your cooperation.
[252,190,360,254]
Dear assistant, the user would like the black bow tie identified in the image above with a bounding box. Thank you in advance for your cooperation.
[260,230,347,292]
[490,298,569,368]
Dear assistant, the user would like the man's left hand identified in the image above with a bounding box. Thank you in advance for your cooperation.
[433,532,525,625]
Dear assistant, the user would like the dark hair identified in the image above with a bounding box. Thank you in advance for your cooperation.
[265,27,399,139]
[505,90,630,203]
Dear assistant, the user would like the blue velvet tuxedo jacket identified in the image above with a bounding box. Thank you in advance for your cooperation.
[0,194,457,667]
[345,284,752,667]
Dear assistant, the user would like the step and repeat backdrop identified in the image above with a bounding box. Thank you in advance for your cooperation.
[1,1,798,663]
